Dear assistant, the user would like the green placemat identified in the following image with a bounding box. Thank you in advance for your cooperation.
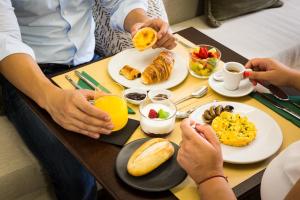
[250,92,300,127]
[77,71,135,114]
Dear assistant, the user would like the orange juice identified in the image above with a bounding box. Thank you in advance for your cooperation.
[94,95,128,131]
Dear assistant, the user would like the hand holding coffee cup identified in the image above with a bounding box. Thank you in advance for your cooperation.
[223,62,251,91]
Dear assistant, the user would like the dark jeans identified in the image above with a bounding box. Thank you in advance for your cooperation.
[1,55,102,200]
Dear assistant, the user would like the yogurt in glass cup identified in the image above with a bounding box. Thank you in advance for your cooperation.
[139,97,176,137]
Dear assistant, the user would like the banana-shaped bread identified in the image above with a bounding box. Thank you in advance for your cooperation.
[127,138,175,176]
[141,51,174,84]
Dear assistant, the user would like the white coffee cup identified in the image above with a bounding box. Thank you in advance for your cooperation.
[223,62,245,91]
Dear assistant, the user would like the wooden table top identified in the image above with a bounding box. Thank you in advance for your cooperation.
[24,27,300,200]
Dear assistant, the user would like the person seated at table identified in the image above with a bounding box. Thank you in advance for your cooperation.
[0,0,176,199]
[177,58,300,200]
[93,0,169,57]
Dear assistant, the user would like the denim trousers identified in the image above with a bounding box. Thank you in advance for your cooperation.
[1,56,102,200]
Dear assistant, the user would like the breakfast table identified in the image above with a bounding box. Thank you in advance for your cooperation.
[23,27,300,200]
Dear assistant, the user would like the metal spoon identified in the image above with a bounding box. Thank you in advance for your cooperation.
[176,106,198,119]
[268,84,300,109]
[174,86,208,105]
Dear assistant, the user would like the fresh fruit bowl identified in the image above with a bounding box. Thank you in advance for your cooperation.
[189,44,221,78]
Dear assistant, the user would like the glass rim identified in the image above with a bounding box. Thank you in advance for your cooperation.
[190,44,222,60]
[139,97,177,120]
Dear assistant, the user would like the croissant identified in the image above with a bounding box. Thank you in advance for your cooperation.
[141,51,174,84]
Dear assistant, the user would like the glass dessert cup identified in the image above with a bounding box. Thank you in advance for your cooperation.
[189,44,221,79]
[139,97,176,137]
[94,94,128,131]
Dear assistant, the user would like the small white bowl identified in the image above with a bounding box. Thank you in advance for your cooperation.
[123,88,147,105]
[148,89,173,101]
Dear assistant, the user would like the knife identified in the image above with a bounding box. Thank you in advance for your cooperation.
[256,92,300,120]
[65,74,83,90]
[74,70,101,92]
[268,84,300,109]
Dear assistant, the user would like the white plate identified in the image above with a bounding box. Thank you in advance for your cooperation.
[190,101,283,164]
[108,48,188,90]
[208,73,254,97]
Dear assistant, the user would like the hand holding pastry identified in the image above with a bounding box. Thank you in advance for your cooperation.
[131,18,176,50]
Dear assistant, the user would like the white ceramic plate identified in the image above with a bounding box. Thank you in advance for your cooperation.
[208,72,254,97]
[190,101,283,164]
[108,48,188,90]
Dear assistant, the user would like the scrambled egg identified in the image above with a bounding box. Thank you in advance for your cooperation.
[211,112,256,147]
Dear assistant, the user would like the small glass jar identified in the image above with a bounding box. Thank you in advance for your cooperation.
[189,44,221,79]
[139,97,176,137]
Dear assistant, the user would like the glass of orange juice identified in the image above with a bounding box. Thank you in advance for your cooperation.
[94,94,128,131]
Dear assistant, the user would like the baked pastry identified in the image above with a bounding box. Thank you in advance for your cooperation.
[119,65,141,80]
[141,51,174,84]
[127,138,175,176]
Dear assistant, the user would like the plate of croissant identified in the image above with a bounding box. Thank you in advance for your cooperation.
[108,48,188,90]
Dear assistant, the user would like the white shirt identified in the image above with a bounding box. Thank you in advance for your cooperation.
[0,0,148,65]
[261,141,300,200]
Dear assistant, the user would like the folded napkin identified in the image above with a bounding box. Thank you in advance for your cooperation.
[77,71,139,146]
[250,92,300,127]
[98,119,140,146]
[77,71,135,114]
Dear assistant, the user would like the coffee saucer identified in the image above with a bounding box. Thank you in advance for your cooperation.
[208,72,254,97]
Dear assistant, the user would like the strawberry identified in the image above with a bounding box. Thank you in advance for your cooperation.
[198,47,208,59]
[148,109,158,119]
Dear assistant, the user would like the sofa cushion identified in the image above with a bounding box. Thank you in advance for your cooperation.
[163,0,203,25]
[206,0,283,27]
[0,116,55,200]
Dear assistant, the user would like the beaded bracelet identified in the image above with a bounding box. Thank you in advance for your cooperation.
[197,175,228,186]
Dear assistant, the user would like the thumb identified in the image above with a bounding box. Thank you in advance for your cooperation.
[131,22,144,37]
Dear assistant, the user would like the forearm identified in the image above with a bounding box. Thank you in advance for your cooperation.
[124,8,149,32]
[198,177,236,200]
[0,53,60,109]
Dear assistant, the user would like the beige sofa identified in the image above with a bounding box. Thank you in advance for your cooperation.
[1,0,299,199]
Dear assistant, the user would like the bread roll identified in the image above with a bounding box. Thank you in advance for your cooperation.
[127,138,175,176]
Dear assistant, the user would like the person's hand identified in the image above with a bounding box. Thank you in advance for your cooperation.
[131,18,176,50]
[177,119,224,184]
[245,58,294,87]
[44,89,113,139]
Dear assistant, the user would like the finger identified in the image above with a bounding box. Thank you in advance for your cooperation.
[69,108,114,129]
[155,34,170,48]
[162,37,177,50]
[180,118,197,140]
[80,89,106,100]
[247,71,272,82]
[63,124,101,139]
[245,58,269,71]
[157,22,169,39]
[74,96,110,121]
[68,117,112,135]
[195,124,220,147]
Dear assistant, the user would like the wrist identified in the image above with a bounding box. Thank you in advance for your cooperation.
[197,175,228,192]
[37,82,61,111]
[288,69,300,89]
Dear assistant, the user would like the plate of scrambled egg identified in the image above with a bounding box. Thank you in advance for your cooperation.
[190,101,283,164]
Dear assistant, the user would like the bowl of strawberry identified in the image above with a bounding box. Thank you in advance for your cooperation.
[189,44,221,78]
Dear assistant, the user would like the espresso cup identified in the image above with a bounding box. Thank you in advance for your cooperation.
[223,62,245,90]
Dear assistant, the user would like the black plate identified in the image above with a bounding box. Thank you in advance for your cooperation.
[115,138,187,192]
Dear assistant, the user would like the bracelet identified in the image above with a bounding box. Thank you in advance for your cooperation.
[197,175,228,186]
